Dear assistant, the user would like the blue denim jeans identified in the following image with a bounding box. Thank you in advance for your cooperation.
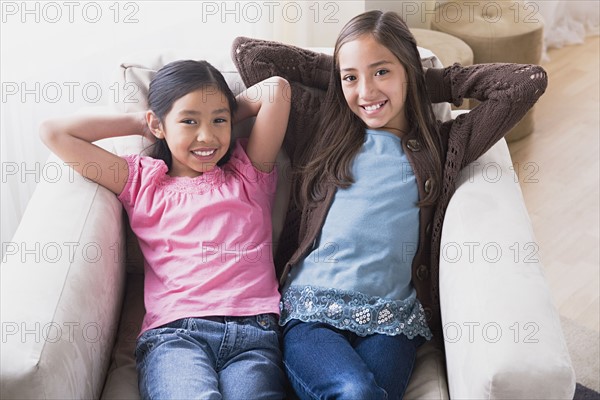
[282,320,425,400]
[135,314,286,400]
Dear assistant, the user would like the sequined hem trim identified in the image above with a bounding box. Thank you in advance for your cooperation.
[280,285,433,339]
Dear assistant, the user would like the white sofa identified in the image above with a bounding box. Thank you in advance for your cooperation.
[0,44,576,400]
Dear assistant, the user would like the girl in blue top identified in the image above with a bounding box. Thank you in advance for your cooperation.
[280,14,431,400]
[232,9,547,400]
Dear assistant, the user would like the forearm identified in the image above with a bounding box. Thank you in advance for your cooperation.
[231,36,332,90]
[232,37,329,165]
[241,76,290,172]
[39,112,145,194]
[426,63,547,106]
[40,111,146,145]
[235,77,289,123]
[431,63,548,168]
[234,91,260,124]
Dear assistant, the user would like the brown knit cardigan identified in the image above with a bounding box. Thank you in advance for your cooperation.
[231,36,548,337]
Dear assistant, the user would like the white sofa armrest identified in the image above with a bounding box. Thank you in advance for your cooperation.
[1,142,127,399]
[439,138,576,399]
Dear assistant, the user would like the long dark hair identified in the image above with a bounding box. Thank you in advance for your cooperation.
[298,10,443,207]
[146,60,238,169]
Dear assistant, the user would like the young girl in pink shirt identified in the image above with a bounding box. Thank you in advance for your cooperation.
[40,60,290,399]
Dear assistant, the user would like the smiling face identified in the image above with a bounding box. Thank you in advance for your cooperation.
[338,34,409,135]
[152,87,232,177]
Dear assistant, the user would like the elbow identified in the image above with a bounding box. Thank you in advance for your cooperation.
[38,120,60,147]
[267,76,290,95]
[523,65,548,99]
[272,75,289,86]
[271,76,291,105]
[530,65,548,93]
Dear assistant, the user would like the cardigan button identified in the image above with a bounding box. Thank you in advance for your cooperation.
[424,178,434,194]
[416,264,429,281]
[407,139,421,152]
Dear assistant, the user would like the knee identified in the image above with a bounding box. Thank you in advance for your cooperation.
[331,378,387,400]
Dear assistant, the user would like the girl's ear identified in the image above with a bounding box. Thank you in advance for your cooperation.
[146,110,165,139]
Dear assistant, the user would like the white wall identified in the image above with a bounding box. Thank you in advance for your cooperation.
[0,1,364,251]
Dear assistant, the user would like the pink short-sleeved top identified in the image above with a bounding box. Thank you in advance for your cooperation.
[118,139,280,335]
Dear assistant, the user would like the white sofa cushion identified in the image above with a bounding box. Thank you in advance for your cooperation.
[440,138,576,399]
[0,152,126,399]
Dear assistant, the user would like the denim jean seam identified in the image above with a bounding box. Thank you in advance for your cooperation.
[283,359,321,400]
[179,317,189,330]
[135,328,165,361]
[238,321,248,355]
[216,320,230,370]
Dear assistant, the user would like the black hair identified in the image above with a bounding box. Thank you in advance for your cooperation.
[146,59,238,169]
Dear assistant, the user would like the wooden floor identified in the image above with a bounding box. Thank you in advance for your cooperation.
[507,36,600,332]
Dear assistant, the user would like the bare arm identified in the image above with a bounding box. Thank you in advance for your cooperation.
[235,76,291,172]
[39,111,151,195]
[232,37,330,166]
[231,36,331,90]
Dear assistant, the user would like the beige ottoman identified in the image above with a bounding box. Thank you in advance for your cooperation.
[410,28,474,110]
[431,0,544,141]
